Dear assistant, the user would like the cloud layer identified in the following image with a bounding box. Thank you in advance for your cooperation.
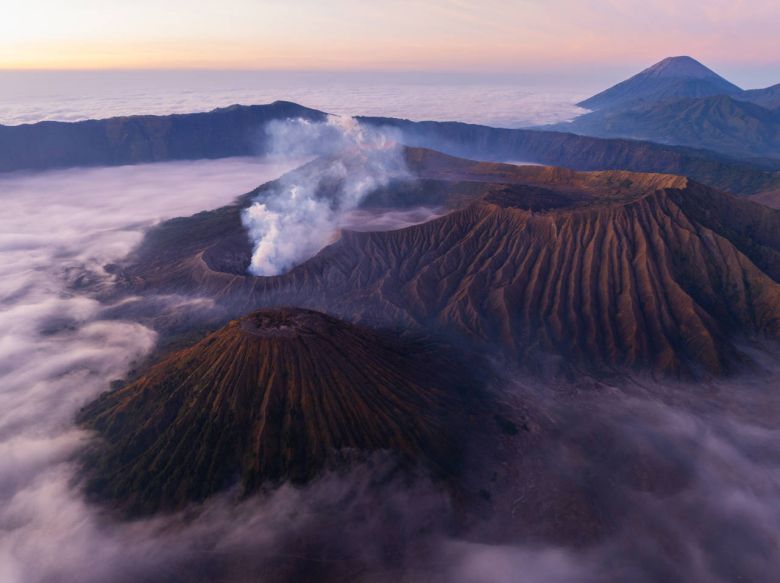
[0,72,588,128]
[0,158,295,582]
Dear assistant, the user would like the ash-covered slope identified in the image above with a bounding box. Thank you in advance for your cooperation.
[296,167,780,376]
[78,308,475,515]
[578,56,742,111]
[120,149,780,377]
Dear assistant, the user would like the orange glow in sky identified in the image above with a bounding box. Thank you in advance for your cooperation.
[2,0,779,71]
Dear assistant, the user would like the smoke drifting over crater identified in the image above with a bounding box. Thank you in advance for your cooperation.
[241,116,409,275]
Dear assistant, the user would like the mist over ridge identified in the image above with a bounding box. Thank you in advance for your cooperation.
[0,71,587,128]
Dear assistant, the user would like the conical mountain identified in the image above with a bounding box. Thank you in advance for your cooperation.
[637,56,732,80]
[579,56,742,110]
[78,308,476,515]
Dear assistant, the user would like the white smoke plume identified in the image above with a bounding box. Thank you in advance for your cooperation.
[241,116,409,276]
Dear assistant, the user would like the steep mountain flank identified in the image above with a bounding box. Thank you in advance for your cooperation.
[547,95,780,159]
[578,56,742,111]
[78,308,475,515]
[119,150,780,377]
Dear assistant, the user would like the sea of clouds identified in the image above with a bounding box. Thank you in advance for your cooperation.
[0,158,298,582]
[0,113,778,582]
[0,70,588,128]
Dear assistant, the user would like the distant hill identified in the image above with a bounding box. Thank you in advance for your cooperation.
[2,100,778,196]
[0,101,325,172]
[549,94,780,159]
[578,56,742,111]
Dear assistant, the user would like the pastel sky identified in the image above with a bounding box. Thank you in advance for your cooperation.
[2,0,778,79]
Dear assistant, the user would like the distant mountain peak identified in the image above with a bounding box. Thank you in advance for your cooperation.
[578,56,741,110]
[641,56,730,80]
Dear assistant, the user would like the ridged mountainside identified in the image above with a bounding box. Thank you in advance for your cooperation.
[549,95,780,160]
[289,182,780,377]
[78,308,475,515]
[119,149,780,377]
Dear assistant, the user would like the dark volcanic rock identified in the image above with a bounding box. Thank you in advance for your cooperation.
[78,308,477,515]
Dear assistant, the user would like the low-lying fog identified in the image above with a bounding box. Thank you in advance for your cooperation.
[0,158,298,582]
[340,206,447,232]
[0,70,589,128]
[1,153,779,583]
